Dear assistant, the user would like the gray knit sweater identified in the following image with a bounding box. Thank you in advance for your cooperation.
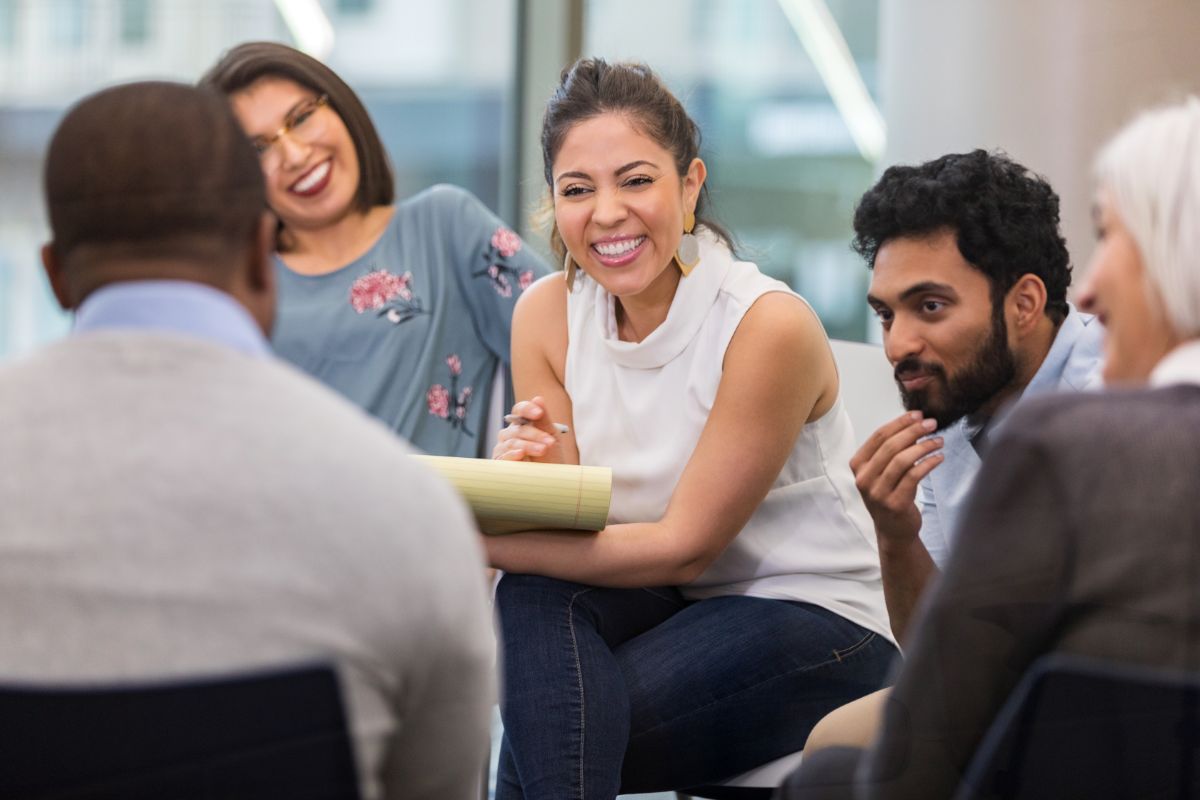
[0,331,495,800]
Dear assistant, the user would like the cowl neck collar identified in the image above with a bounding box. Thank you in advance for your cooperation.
[580,230,733,370]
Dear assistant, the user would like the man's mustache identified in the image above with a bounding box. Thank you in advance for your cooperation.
[894,358,945,384]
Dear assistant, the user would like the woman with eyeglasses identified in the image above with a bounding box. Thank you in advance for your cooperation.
[202,42,548,457]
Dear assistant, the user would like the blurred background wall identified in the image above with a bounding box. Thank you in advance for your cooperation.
[2,0,1198,362]
[880,0,1200,300]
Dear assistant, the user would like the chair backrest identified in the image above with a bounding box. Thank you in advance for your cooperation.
[485,361,508,458]
[0,662,361,800]
[829,339,903,444]
[955,654,1200,800]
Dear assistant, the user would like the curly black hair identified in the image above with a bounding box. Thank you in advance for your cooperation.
[852,149,1071,323]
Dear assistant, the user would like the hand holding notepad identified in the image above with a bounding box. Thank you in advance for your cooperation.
[413,455,612,535]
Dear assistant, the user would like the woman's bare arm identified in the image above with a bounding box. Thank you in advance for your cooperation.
[485,291,839,587]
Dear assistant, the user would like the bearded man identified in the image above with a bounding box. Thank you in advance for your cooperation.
[797,150,1104,759]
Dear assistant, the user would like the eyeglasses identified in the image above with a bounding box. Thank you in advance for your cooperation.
[250,94,329,171]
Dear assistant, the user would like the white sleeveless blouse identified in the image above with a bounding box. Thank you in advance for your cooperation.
[565,232,893,641]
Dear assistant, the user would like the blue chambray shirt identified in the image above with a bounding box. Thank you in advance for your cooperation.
[919,306,1105,567]
[74,280,271,358]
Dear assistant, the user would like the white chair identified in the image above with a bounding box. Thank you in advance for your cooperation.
[827,338,904,443]
[676,339,900,799]
[485,363,508,458]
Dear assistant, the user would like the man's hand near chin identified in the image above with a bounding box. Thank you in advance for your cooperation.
[850,410,945,644]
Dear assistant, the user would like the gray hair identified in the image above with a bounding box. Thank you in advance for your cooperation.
[1095,97,1200,337]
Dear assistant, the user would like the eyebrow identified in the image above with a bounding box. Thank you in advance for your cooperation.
[899,281,957,302]
[867,281,958,307]
[554,160,660,184]
[615,159,656,176]
[251,97,317,139]
[285,96,319,121]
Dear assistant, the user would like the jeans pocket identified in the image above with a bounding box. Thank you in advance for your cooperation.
[832,631,878,663]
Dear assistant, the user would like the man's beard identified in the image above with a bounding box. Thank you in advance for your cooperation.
[894,306,1017,431]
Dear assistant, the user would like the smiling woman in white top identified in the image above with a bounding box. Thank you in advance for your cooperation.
[485,58,896,800]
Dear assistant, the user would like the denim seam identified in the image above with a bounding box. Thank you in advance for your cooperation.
[566,587,594,800]
[831,630,877,662]
[629,631,880,741]
[638,586,684,606]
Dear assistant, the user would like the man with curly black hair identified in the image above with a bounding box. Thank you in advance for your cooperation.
[850,149,1104,642]
[798,150,1104,758]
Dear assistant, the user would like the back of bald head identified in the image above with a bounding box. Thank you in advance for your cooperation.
[43,81,266,295]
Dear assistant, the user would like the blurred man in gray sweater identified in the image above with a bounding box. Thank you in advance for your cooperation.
[0,81,493,800]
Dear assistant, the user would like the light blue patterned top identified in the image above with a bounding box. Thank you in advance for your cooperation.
[271,184,550,458]
[918,306,1105,567]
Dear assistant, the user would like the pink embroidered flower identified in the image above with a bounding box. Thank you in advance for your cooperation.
[395,271,414,301]
[350,270,412,313]
[446,354,462,376]
[426,385,450,418]
[488,265,512,298]
[518,270,534,291]
[491,227,522,258]
[456,387,473,419]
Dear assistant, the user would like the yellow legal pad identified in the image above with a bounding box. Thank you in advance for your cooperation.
[413,455,612,535]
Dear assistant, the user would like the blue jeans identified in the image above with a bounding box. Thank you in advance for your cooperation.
[494,574,898,800]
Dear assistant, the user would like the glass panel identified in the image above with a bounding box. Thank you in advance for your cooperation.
[50,0,88,49]
[584,0,881,341]
[0,0,18,51]
[0,0,516,361]
[119,0,151,46]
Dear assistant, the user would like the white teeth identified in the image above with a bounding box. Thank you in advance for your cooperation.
[292,160,330,193]
[594,237,644,257]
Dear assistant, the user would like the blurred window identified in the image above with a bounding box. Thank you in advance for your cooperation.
[51,0,88,49]
[0,0,17,50]
[0,0,516,361]
[119,0,151,46]
[584,0,881,341]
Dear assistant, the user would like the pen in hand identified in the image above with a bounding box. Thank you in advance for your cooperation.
[504,414,570,435]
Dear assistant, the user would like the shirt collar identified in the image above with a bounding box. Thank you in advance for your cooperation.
[977,304,1101,445]
[73,280,271,358]
[1022,303,1100,397]
[1149,339,1200,388]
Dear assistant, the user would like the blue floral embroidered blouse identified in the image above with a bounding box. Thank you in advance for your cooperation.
[271,184,550,457]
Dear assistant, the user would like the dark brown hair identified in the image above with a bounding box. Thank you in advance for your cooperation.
[200,41,393,219]
[540,58,733,257]
[44,81,265,266]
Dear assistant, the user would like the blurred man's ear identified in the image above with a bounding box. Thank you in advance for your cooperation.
[41,243,74,311]
[1007,273,1049,336]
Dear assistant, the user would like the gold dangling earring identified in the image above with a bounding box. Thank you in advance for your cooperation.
[563,250,577,290]
[674,210,700,276]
